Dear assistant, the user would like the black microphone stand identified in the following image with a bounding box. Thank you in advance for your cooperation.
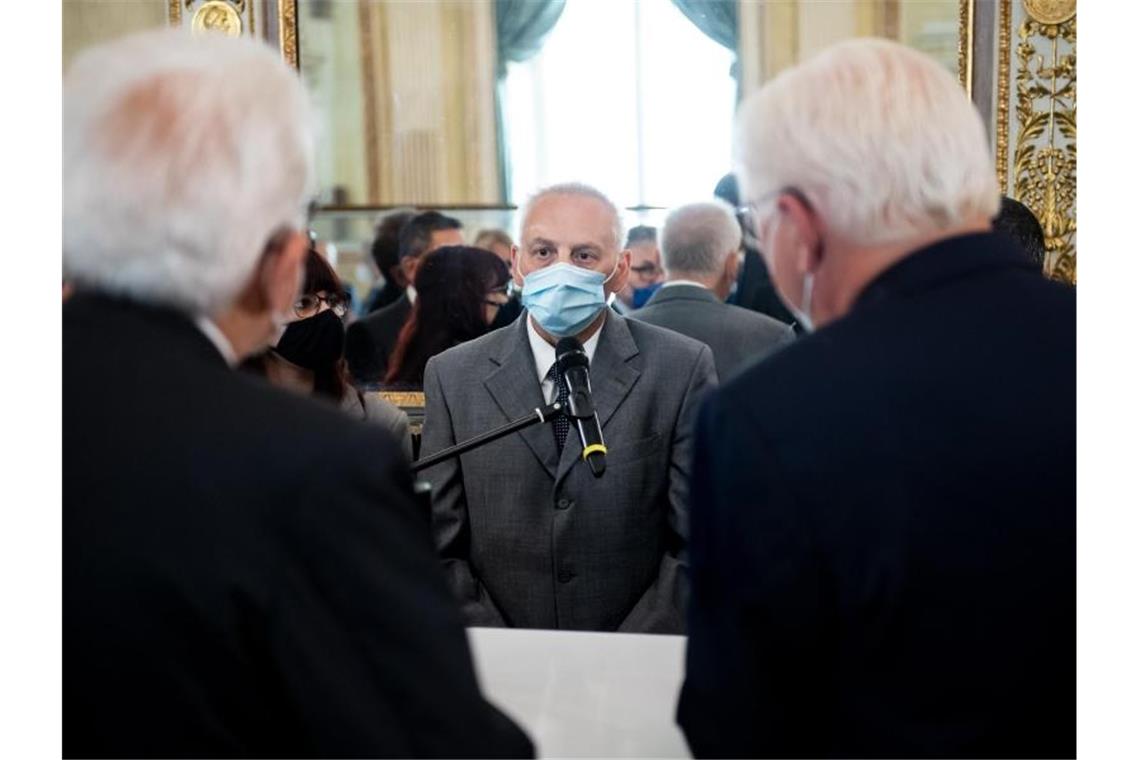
[410,401,565,473]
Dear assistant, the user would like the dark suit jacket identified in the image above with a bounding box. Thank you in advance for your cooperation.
[634,284,794,381]
[729,246,798,326]
[678,233,1075,758]
[420,313,717,633]
[346,292,412,385]
[64,294,532,759]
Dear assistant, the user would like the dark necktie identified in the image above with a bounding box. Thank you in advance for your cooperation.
[546,362,570,451]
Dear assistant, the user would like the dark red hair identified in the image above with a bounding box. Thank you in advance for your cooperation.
[385,245,509,386]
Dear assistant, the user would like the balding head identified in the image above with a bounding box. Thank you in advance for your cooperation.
[519,183,623,252]
[660,201,743,301]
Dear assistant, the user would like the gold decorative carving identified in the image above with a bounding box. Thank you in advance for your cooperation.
[377,391,426,410]
[191,1,243,37]
[996,0,1011,194]
[278,0,299,70]
[958,0,974,98]
[1023,0,1075,26]
[168,0,182,25]
[1013,11,1076,282]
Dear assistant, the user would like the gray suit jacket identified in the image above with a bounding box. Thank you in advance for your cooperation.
[420,313,717,633]
[634,284,794,381]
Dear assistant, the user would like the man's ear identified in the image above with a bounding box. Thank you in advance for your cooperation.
[606,249,632,296]
[400,256,418,288]
[258,229,307,318]
[778,193,823,276]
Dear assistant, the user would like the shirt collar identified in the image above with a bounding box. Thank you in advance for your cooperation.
[193,315,238,367]
[526,314,603,385]
[661,279,710,290]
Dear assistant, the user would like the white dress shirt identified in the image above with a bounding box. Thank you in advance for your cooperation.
[194,315,238,367]
[526,316,602,404]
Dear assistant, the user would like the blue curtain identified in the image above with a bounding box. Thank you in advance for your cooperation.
[494,0,567,203]
[670,0,739,88]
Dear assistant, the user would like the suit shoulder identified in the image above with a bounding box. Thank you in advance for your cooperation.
[624,316,710,359]
[724,303,793,331]
[426,323,515,375]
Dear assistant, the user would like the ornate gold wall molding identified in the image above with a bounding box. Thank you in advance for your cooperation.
[1012,1,1075,282]
[958,0,974,98]
[996,0,1012,195]
[169,1,256,38]
[278,0,299,70]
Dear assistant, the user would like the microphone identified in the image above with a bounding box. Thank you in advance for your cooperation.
[555,337,607,478]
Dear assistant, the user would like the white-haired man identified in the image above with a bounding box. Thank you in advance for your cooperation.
[63,30,530,758]
[634,201,794,381]
[678,40,1074,757]
[420,182,717,633]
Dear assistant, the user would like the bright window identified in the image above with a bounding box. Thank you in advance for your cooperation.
[503,0,736,210]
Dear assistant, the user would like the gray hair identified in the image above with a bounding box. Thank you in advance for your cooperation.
[734,38,998,246]
[661,201,742,276]
[64,29,315,316]
[519,182,624,250]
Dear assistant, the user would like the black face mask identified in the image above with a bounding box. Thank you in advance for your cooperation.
[273,309,345,371]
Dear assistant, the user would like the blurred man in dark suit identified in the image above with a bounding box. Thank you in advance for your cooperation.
[360,208,417,314]
[346,210,464,384]
[635,200,793,381]
[678,39,1074,758]
[63,30,530,759]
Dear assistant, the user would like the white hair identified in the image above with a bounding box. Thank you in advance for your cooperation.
[519,182,624,250]
[734,38,999,247]
[64,29,315,316]
[661,200,742,276]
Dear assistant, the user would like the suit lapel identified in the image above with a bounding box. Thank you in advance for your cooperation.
[483,319,559,479]
[555,314,641,484]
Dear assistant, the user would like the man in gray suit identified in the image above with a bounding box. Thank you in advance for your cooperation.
[420,183,716,634]
[635,201,794,381]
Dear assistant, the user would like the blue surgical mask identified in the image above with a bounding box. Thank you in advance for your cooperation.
[521,262,617,337]
[631,282,662,309]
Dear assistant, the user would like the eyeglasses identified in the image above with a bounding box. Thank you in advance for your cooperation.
[738,186,816,249]
[630,263,661,276]
[294,293,347,319]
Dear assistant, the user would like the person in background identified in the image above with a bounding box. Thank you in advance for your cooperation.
[63,29,532,758]
[384,245,510,389]
[346,210,464,384]
[361,208,417,314]
[615,225,664,310]
[473,228,515,266]
[993,195,1048,270]
[420,183,716,634]
[713,173,799,327]
[634,201,794,381]
[475,228,524,328]
[678,39,1074,758]
[243,246,412,459]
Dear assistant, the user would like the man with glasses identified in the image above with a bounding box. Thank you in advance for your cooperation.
[419,182,717,633]
[614,224,665,311]
[678,39,1074,758]
[63,30,531,758]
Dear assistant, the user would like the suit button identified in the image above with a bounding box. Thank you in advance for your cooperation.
[558,568,575,583]
[556,498,573,510]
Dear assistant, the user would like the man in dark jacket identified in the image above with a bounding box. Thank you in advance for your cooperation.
[678,39,1074,758]
[63,30,531,759]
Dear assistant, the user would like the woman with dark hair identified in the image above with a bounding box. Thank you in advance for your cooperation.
[244,244,412,456]
[384,245,510,388]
